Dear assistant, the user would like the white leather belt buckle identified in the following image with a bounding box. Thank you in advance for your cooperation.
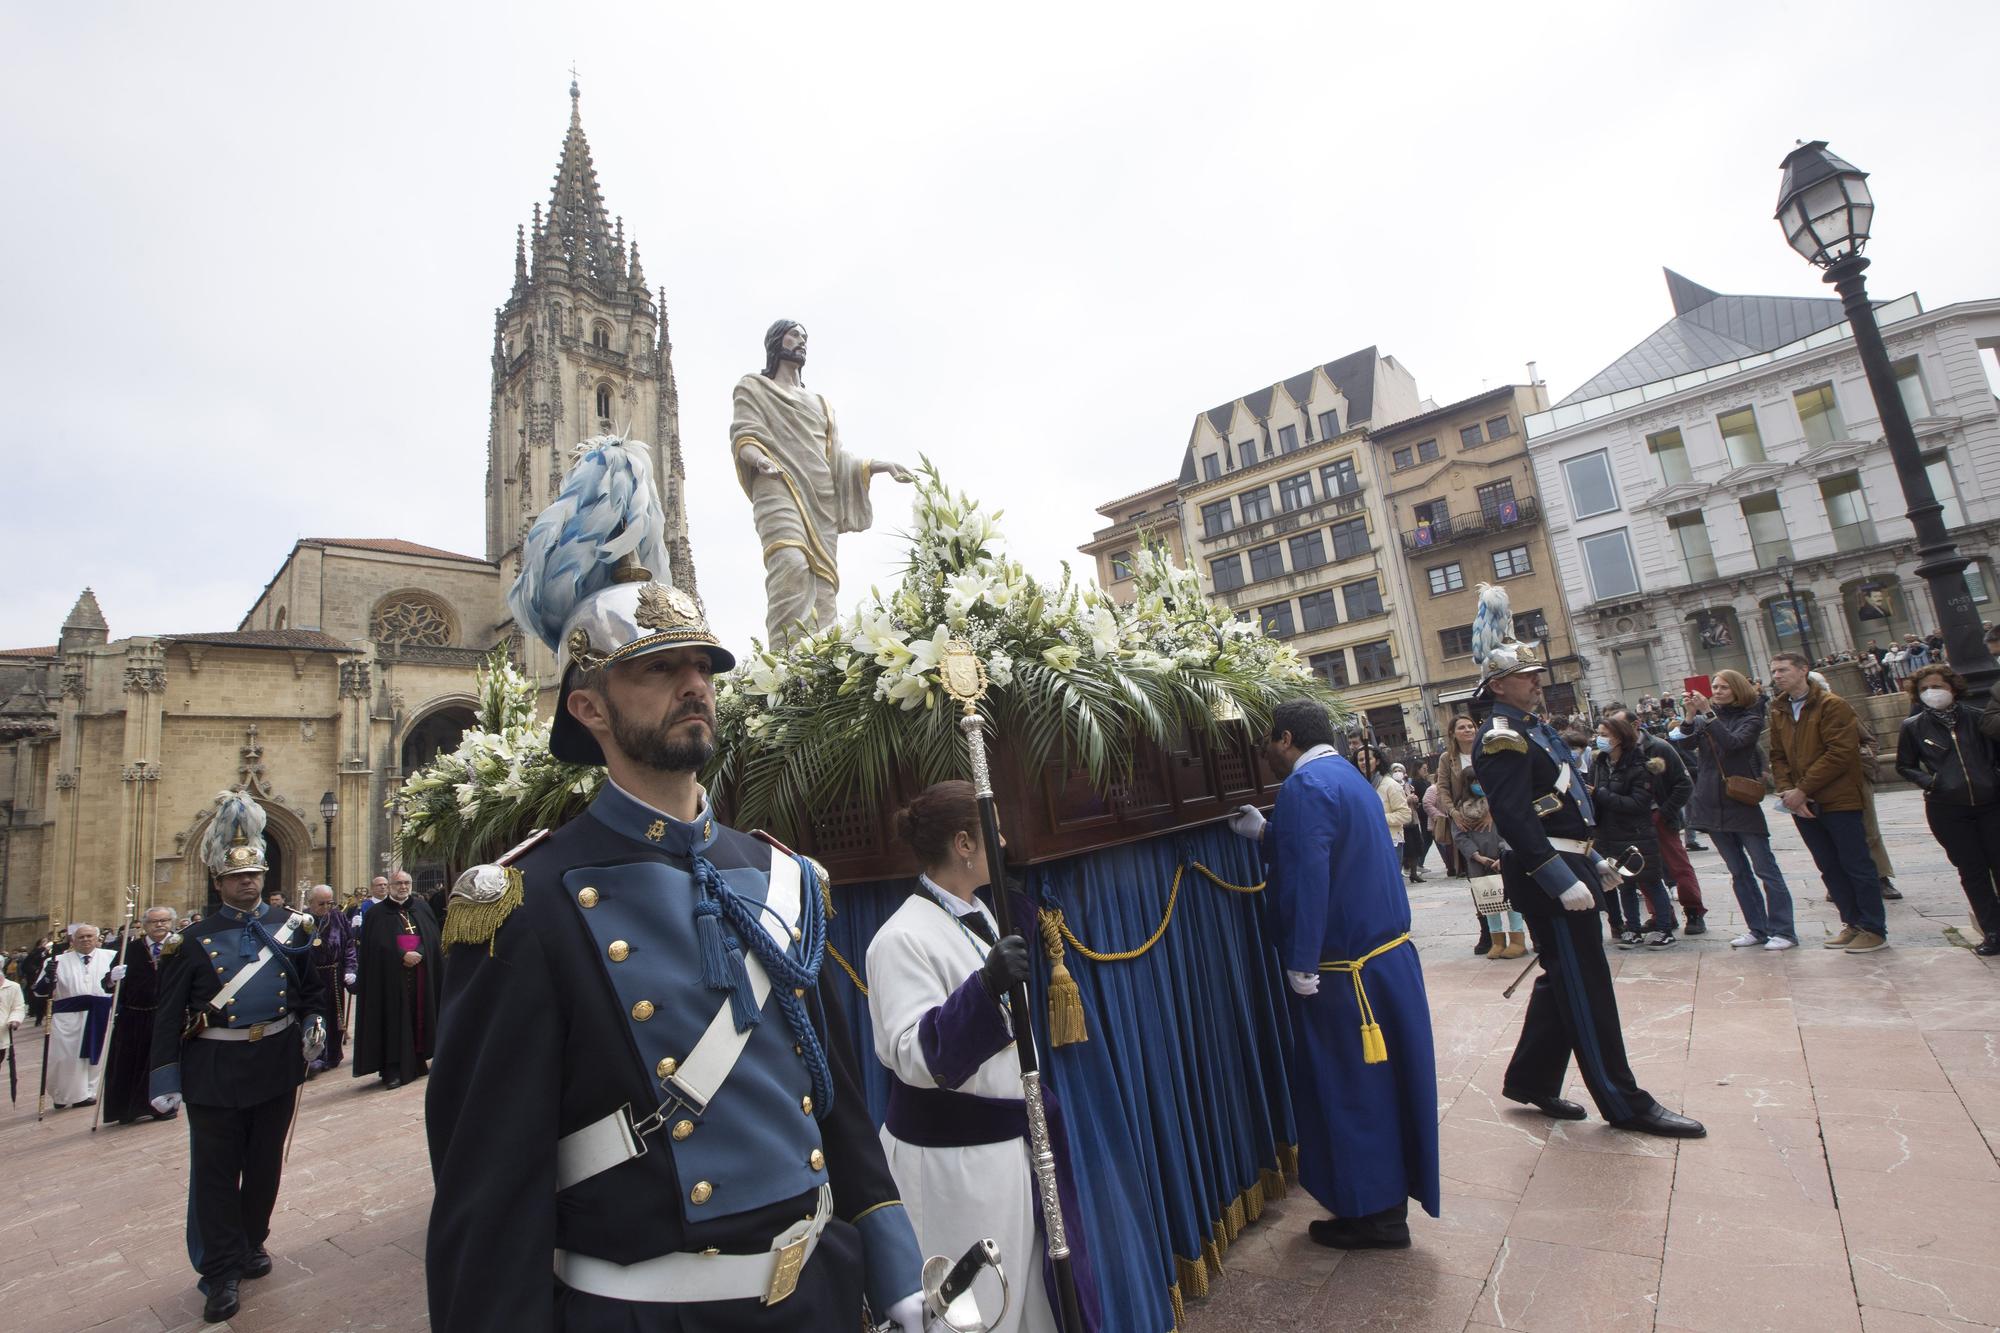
[1547,837,1593,855]
[553,1185,831,1306]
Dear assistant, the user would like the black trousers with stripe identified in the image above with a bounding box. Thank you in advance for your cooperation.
[185,1089,295,1290]
[1502,857,1659,1123]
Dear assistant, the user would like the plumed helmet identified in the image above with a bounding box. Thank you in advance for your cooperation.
[200,789,269,878]
[1471,582,1547,697]
[506,435,734,765]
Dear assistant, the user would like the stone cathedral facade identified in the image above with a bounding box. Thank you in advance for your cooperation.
[0,87,693,945]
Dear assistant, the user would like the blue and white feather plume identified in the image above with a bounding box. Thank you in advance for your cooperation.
[1470,582,1514,666]
[507,436,672,651]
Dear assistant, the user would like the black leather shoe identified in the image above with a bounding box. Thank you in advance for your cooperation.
[383,1075,403,1090]
[1503,1088,1587,1120]
[1610,1106,1706,1138]
[1308,1217,1412,1250]
[1975,934,2000,957]
[242,1248,273,1279]
[1684,914,1708,936]
[1881,880,1903,900]
[203,1278,240,1323]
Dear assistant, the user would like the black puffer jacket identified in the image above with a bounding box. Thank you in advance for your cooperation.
[1897,702,2000,806]
[1589,746,1668,857]
[1680,698,1771,836]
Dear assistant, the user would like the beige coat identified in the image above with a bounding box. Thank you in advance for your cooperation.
[1373,774,1413,838]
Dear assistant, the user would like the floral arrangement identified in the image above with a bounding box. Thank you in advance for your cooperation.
[709,461,1338,833]
[394,648,602,867]
[394,465,1339,867]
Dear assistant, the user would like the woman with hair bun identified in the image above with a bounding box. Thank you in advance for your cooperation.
[864,781,1094,1332]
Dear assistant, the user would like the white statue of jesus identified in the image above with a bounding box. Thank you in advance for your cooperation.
[731,320,913,646]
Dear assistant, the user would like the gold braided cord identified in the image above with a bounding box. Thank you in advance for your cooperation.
[825,941,868,996]
[1048,862,1263,964]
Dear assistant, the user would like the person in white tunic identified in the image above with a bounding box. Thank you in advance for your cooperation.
[33,922,115,1108]
[865,781,1095,1333]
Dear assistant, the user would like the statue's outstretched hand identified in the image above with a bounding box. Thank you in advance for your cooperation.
[877,461,915,483]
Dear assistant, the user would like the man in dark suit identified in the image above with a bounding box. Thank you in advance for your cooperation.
[100,905,180,1124]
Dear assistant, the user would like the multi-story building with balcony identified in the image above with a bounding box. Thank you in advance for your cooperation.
[1079,480,1185,604]
[1170,347,1430,749]
[1525,270,2000,705]
[1371,381,1586,738]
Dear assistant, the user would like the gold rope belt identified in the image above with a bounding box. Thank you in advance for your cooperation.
[1317,933,1411,1065]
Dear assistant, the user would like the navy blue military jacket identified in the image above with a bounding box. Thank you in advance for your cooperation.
[149,903,326,1107]
[424,784,918,1332]
[1472,703,1601,915]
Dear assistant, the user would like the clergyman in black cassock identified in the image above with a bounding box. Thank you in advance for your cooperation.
[351,873,442,1089]
[101,907,180,1124]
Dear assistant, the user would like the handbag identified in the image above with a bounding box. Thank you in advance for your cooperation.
[1701,728,1765,805]
[1468,874,1509,914]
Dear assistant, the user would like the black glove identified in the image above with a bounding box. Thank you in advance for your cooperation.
[980,934,1032,1001]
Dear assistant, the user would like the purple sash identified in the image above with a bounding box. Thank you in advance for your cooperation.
[886,1079,1026,1147]
[52,994,114,1063]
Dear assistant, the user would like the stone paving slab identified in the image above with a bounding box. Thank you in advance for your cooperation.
[3,786,1995,1332]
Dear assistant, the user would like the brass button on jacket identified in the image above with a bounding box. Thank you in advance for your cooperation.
[690,1180,713,1205]
[809,1149,825,1171]
[656,1056,678,1079]
[577,887,599,908]
[800,1095,813,1115]
[630,1000,655,1022]
[607,940,630,962]
[672,1119,694,1141]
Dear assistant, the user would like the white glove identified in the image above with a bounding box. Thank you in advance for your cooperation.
[1287,970,1320,996]
[302,1017,327,1064]
[1595,858,1622,892]
[343,972,357,989]
[108,965,128,982]
[1227,804,1267,840]
[885,1291,926,1333]
[1558,883,1596,912]
[150,1093,182,1115]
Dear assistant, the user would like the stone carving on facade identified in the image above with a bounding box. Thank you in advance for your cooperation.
[339,660,372,699]
[239,724,268,794]
[60,664,85,698]
[123,666,166,693]
[53,770,77,790]
[371,594,455,650]
[121,761,162,783]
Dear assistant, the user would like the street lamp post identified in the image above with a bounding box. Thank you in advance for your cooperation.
[1772,556,1817,668]
[319,790,338,886]
[1775,141,1998,696]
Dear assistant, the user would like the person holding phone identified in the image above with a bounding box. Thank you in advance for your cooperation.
[1682,671,1795,950]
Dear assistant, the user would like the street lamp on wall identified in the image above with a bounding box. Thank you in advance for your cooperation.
[319,790,338,886]
[1774,140,1997,695]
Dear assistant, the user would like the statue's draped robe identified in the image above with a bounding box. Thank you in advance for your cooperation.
[731,374,875,644]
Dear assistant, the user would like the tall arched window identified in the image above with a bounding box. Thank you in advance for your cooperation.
[591,322,611,349]
[596,384,613,419]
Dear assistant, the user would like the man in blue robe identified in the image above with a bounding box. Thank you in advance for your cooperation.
[1231,698,1441,1249]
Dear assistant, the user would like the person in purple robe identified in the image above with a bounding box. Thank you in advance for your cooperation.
[303,885,358,1075]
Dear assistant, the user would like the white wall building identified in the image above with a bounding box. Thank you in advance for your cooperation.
[1525,270,2000,705]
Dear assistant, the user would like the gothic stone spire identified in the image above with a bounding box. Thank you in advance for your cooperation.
[546,81,617,286]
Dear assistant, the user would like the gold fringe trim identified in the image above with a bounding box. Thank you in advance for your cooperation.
[1277,1141,1300,1177]
[1168,1278,1186,1330]
[1204,1232,1224,1274]
[1243,1178,1265,1223]
[1174,1254,1208,1301]
[439,867,523,956]
[1038,909,1088,1046]
[826,941,868,997]
[1223,1195,1246,1242]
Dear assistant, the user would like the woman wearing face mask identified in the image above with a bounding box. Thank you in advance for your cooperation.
[1895,665,2000,956]
[1588,715,1679,947]
[1353,745,1414,861]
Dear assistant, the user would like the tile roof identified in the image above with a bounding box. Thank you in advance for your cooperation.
[303,538,490,564]
[1556,269,1846,407]
[0,645,58,658]
[163,629,356,652]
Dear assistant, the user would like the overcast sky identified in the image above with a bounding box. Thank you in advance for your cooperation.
[5,2,1997,656]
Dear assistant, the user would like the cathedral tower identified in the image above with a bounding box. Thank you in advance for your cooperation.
[485,81,697,596]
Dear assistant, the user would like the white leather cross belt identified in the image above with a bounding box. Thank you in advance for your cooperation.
[196,1013,295,1041]
[553,1183,830,1306]
[1546,837,1594,855]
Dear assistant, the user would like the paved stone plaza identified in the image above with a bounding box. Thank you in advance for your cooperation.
[3,786,1996,1333]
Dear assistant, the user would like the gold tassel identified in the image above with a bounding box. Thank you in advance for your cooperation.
[1223,1196,1246,1242]
[1361,1021,1387,1065]
[1039,909,1088,1047]
[439,867,524,957]
[1278,1142,1300,1178]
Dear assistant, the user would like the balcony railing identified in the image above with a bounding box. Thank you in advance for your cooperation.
[1398,494,1542,555]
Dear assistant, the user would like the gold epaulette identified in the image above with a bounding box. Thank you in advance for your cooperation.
[440,865,525,957]
[1480,717,1528,755]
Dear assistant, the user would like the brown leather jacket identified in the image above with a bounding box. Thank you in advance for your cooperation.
[1767,682,1865,812]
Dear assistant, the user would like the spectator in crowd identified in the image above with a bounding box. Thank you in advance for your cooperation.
[1605,704,1708,935]
[1352,745,1414,870]
[1435,715,1490,953]
[1861,654,1887,695]
[1903,634,1929,671]
[1883,641,1908,686]
[1396,762,1429,881]
[1895,664,2000,956]
[1850,702,1902,900]
[1452,787,1525,960]
[1422,768,1456,879]
[1589,714,1680,947]
[1682,670,1795,950]
[1769,652,1887,953]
